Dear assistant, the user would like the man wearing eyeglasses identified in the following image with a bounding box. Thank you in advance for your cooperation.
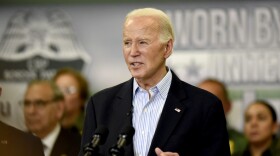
[23,80,81,156]
[0,86,44,156]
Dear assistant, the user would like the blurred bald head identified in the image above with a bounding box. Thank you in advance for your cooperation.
[198,78,231,115]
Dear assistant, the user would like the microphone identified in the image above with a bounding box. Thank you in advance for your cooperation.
[109,126,135,156]
[84,125,109,156]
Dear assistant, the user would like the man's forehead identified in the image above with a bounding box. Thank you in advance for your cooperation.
[25,84,53,97]
[125,16,159,29]
[123,23,160,41]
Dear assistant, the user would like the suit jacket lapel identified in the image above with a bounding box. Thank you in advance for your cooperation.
[114,78,134,155]
[50,127,64,156]
[115,78,134,124]
[148,73,189,155]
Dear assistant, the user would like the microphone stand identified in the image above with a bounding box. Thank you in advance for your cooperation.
[109,134,131,156]
[83,135,102,156]
[83,142,100,156]
[83,126,109,156]
[109,143,124,156]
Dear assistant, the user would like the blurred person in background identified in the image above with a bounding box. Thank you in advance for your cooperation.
[198,78,247,155]
[0,86,44,156]
[233,100,280,156]
[23,80,81,156]
[53,68,89,134]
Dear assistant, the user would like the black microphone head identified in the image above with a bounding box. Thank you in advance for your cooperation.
[94,125,109,145]
[119,126,135,145]
[84,126,109,155]
[109,126,135,155]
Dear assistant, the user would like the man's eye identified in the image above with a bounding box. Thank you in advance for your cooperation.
[23,101,31,106]
[124,41,131,46]
[139,41,147,44]
[35,100,46,106]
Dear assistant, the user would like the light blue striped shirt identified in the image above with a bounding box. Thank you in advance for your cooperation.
[132,69,172,156]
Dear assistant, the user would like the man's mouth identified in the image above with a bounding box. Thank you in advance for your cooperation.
[131,62,142,67]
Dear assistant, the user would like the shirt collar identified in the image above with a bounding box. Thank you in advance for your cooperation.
[133,68,172,100]
[42,124,61,151]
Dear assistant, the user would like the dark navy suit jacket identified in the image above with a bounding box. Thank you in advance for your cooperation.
[80,72,230,156]
[0,121,44,156]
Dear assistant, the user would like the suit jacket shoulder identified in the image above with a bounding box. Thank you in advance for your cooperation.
[0,121,44,156]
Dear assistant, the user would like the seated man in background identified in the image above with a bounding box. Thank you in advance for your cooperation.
[53,68,89,134]
[23,80,81,156]
[198,78,247,155]
[0,87,44,156]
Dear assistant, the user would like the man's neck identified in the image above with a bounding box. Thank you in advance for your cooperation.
[136,67,168,91]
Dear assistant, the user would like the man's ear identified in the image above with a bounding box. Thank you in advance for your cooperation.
[56,100,65,119]
[164,39,173,59]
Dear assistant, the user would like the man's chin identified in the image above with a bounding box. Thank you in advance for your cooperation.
[26,124,41,131]
[132,74,143,80]
[130,71,138,77]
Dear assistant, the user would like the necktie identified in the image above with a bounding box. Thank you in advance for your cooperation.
[41,141,48,156]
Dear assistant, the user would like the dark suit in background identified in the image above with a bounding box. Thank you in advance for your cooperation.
[50,127,81,156]
[0,121,44,156]
[80,72,230,156]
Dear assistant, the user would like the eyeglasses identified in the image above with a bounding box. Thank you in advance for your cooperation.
[60,86,77,95]
[22,99,55,109]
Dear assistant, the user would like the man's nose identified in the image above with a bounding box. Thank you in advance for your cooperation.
[130,43,140,56]
[25,104,36,113]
